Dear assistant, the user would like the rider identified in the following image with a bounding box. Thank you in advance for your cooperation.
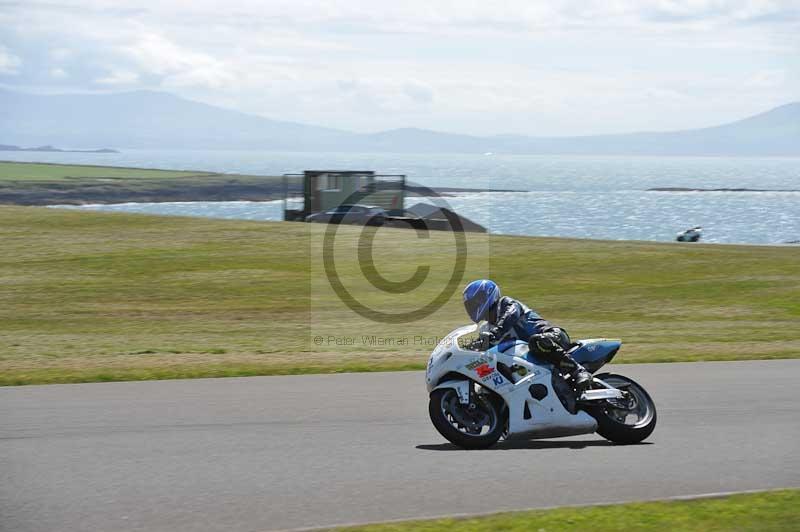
[462,279,592,390]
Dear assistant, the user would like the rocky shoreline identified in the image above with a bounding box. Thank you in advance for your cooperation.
[0,179,519,206]
[0,177,283,206]
[649,187,800,192]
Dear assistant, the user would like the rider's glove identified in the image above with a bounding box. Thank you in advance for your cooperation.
[477,331,497,351]
[466,331,495,351]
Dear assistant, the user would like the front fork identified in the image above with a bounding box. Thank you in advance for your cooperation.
[432,379,472,405]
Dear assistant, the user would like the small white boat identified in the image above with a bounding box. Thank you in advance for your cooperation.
[676,226,703,242]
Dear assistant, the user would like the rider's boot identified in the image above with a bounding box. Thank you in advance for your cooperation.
[571,365,592,393]
[560,354,592,393]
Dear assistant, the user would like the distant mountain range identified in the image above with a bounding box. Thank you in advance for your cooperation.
[1,88,798,155]
[0,143,117,153]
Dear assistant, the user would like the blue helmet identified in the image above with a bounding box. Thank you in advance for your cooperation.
[463,279,501,323]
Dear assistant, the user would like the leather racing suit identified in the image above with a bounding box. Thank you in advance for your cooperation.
[480,296,591,389]
[483,296,561,344]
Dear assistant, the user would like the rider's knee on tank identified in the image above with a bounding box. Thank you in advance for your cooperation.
[527,329,571,361]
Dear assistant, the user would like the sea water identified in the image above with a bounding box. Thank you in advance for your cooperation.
[6,149,797,244]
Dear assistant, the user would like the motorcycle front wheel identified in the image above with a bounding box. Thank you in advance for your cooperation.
[429,386,504,449]
[588,373,657,444]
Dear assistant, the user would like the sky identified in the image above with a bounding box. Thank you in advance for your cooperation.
[1,1,799,136]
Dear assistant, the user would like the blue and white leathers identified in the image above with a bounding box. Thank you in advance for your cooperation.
[486,296,553,342]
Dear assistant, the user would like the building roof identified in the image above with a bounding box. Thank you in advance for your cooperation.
[405,202,486,232]
[405,202,443,218]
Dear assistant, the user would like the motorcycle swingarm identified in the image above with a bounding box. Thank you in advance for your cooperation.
[593,375,631,390]
[578,388,624,401]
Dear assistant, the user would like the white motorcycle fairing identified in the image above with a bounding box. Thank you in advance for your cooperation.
[426,324,601,440]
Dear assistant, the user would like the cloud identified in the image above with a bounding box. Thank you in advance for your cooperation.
[0,45,22,75]
[118,34,235,89]
[188,0,799,34]
[49,48,73,61]
[95,69,140,85]
[746,69,787,88]
[403,82,435,104]
[0,1,798,134]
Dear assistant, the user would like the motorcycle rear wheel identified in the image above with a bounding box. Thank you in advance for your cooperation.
[588,373,656,444]
[429,387,504,449]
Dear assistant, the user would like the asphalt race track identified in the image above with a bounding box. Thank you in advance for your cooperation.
[2,360,799,531]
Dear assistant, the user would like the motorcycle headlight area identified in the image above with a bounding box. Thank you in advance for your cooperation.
[428,349,452,370]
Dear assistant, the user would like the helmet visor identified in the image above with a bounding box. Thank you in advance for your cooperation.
[464,297,484,322]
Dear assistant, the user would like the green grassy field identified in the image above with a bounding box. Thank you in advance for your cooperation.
[0,205,798,385]
[336,490,800,532]
[0,161,213,181]
[0,161,283,205]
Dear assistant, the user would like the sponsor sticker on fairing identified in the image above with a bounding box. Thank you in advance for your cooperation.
[474,363,493,378]
[491,374,505,387]
[465,357,490,370]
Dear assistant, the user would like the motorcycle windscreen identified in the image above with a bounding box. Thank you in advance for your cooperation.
[570,340,621,373]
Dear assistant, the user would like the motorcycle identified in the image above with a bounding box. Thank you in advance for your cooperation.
[425,324,656,449]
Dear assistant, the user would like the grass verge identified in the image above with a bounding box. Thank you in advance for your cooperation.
[335,489,800,531]
[0,205,798,385]
[0,161,283,204]
[0,160,213,180]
